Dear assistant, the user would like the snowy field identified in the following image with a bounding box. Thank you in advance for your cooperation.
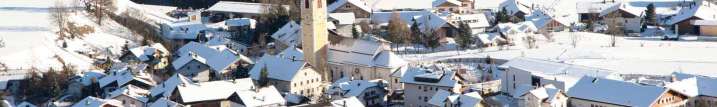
[401,32,717,77]
[0,0,132,71]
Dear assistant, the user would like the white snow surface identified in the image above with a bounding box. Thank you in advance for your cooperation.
[0,0,132,71]
[400,32,717,77]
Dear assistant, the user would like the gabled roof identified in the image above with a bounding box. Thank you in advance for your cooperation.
[270,21,302,47]
[16,102,36,107]
[98,67,155,88]
[328,0,372,12]
[499,57,620,90]
[599,2,644,17]
[172,42,245,72]
[234,86,286,107]
[331,96,364,107]
[329,13,357,25]
[164,21,207,40]
[175,78,255,103]
[72,96,122,107]
[667,72,717,97]
[106,85,150,103]
[149,98,184,107]
[433,0,461,7]
[77,70,106,86]
[368,0,433,11]
[128,43,169,62]
[523,84,561,103]
[327,79,386,97]
[329,38,405,68]
[497,22,537,34]
[427,89,452,106]
[207,1,287,14]
[370,11,431,24]
[568,76,667,107]
[500,0,532,15]
[249,47,310,81]
[667,1,717,25]
[428,89,484,107]
[149,74,194,98]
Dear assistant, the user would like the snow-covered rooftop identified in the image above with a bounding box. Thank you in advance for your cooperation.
[400,65,460,87]
[98,67,155,88]
[148,98,184,107]
[568,76,667,107]
[667,72,717,97]
[106,85,150,103]
[249,47,310,81]
[271,21,302,47]
[175,78,251,103]
[328,0,372,12]
[500,57,621,90]
[128,43,169,62]
[693,19,717,25]
[149,74,194,98]
[428,89,483,107]
[163,21,207,40]
[523,84,561,103]
[329,38,406,68]
[433,0,461,7]
[327,79,386,97]
[329,13,357,25]
[667,1,717,24]
[225,18,257,29]
[207,1,287,14]
[71,96,122,107]
[331,96,364,107]
[173,41,245,72]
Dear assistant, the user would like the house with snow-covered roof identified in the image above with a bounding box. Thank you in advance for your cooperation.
[148,98,184,107]
[148,74,194,99]
[427,89,485,107]
[568,76,689,107]
[248,47,324,101]
[326,78,388,106]
[160,21,207,40]
[667,1,717,35]
[519,84,568,107]
[166,78,286,107]
[120,43,170,69]
[206,1,289,19]
[599,2,645,33]
[172,41,251,82]
[401,65,466,107]
[667,72,717,107]
[72,96,122,107]
[328,0,373,18]
[105,84,150,107]
[328,37,407,82]
[98,66,155,95]
[693,20,717,36]
[331,96,365,107]
[499,57,621,98]
[433,0,475,14]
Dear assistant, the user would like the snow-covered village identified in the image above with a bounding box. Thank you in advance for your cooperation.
[1,0,717,106]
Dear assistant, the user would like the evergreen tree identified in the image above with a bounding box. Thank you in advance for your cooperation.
[456,22,475,50]
[259,65,269,87]
[352,24,359,38]
[410,18,422,43]
[645,3,657,26]
[424,30,441,52]
[498,7,510,23]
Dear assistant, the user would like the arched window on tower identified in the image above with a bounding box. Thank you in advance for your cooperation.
[305,0,310,8]
[317,0,322,8]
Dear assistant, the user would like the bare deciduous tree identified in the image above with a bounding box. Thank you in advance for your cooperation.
[606,11,623,47]
[50,0,69,39]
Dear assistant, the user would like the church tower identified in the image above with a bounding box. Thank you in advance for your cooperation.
[301,0,329,81]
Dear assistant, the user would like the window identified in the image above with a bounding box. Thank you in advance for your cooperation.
[346,4,351,8]
[317,0,323,8]
[304,0,310,8]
